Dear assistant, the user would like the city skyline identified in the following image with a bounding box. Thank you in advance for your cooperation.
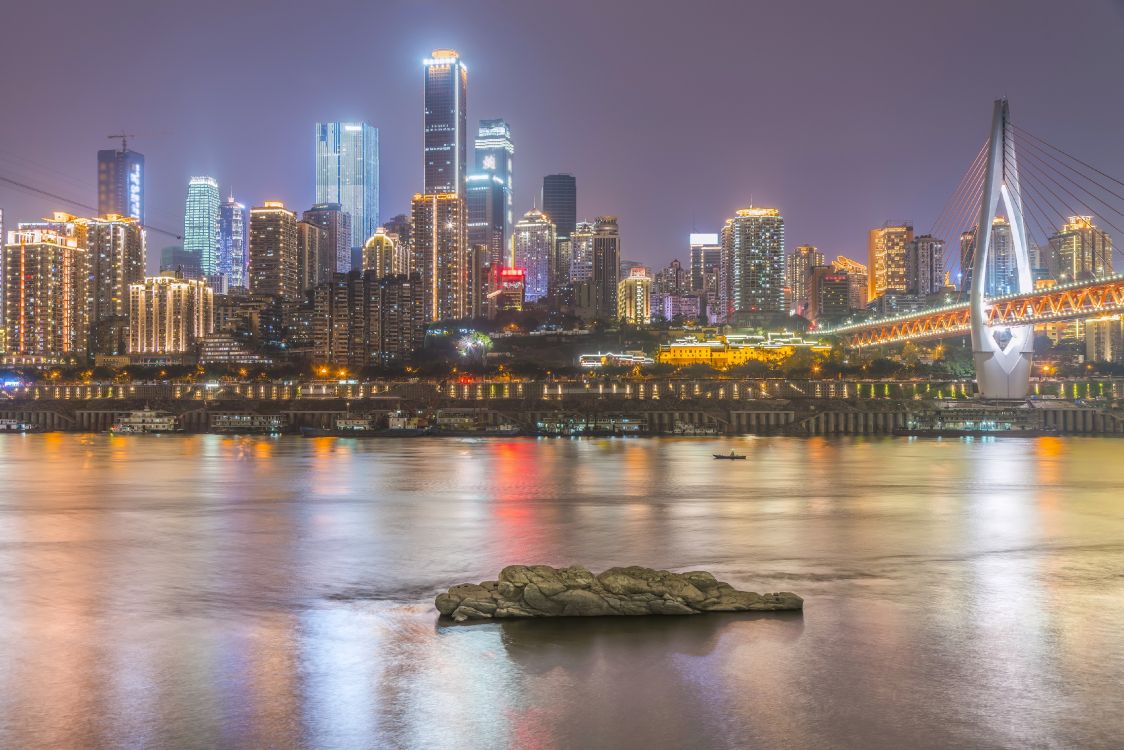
[2,1,1123,273]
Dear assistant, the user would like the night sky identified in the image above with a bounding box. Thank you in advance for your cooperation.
[2,0,1123,273]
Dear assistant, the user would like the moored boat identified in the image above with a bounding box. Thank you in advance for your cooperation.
[110,408,181,434]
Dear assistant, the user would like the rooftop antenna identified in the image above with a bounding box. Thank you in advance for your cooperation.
[107,132,135,152]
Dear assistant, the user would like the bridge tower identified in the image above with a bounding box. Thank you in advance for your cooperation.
[971,99,1035,399]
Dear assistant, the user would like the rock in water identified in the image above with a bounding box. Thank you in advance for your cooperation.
[434,565,802,622]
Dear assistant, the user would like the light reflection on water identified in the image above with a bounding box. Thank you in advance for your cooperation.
[0,434,1122,749]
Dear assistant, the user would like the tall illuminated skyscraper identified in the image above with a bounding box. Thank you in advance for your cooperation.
[315,122,379,270]
[78,214,146,355]
[184,177,221,279]
[868,222,913,299]
[219,196,248,288]
[513,208,555,302]
[466,173,506,267]
[721,207,785,318]
[424,49,468,196]
[473,119,513,237]
[97,142,144,224]
[1050,215,1113,283]
[412,192,468,321]
[569,221,595,282]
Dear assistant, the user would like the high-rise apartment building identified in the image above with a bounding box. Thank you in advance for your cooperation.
[219,196,248,288]
[473,119,513,240]
[1085,315,1124,363]
[617,267,652,325]
[591,216,621,319]
[97,144,144,224]
[362,227,410,278]
[960,218,1014,295]
[412,192,468,321]
[906,234,945,297]
[786,245,823,313]
[128,272,214,354]
[513,208,555,302]
[78,214,146,354]
[312,270,424,367]
[1050,215,1113,283]
[721,207,785,318]
[868,222,913,299]
[184,177,221,279]
[806,266,854,322]
[315,122,379,270]
[3,226,89,360]
[424,49,467,195]
[248,202,299,301]
[569,221,595,282]
[832,256,869,310]
[689,233,722,292]
[301,203,352,280]
[297,220,330,292]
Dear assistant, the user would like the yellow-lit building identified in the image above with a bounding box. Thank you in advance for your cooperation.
[3,227,90,360]
[656,333,830,368]
[412,192,468,322]
[617,267,652,325]
[362,227,410,277]
[128,272,214,354]
[868,222,913,300]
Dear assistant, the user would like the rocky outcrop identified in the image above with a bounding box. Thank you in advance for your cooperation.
[435,565,802,622]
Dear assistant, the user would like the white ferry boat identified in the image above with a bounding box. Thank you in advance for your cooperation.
[0,419,39,433]
[110,408,181,434]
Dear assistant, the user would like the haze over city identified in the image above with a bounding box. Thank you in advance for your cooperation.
[3,0,1124,270]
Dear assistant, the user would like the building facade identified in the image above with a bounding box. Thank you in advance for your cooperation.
[868,222,913,299]
[424,49,468,196]
[466,173,507,267]
[1050,215,1113,283]
[128,272,214,354]
[362,227,410,278]
[315,122,379,270]
[831,256,869,310]
[301,203,352,281]
[473,119,513,241]
[297,220,330,292]
[80,214,146,355]
[312,270,424,367]
[249,202,300,301]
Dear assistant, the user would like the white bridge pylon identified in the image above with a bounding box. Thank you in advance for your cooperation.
[970,99,1035,399]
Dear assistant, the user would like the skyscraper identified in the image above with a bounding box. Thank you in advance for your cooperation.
[868,222,913,299]
[424,49,468,196]
[219,196,248,288]
[466,173,507,266]
[542,174,577,242]
[591,216,621,319]
[906,234,945,297]
[249,202,299,301]
[513,208,555,302]
[315,122,379,269]
[184,177,221,279]
[832,256,869,309]
[297,220,330,292]
[1050,215,1113,283]
[721,207,785,318]
[412,192,468,322]
[689,233,721,292]
[3,226,90,360]
[960,218,1014,295]
[786,244,823,313]
[97,142,144,224]
[473,119,513,239]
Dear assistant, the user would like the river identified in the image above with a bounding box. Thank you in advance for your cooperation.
[0,433,1121,749]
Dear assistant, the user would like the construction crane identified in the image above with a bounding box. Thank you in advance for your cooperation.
[107,133,136,152]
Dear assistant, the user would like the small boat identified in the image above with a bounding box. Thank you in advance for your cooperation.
[0,419,40,433]
[713,451,747,460]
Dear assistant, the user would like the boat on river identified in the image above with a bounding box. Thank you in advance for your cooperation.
[713,451,747,460]
[110,408,181,434]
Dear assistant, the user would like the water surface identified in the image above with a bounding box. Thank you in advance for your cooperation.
[1,434,1122,749]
